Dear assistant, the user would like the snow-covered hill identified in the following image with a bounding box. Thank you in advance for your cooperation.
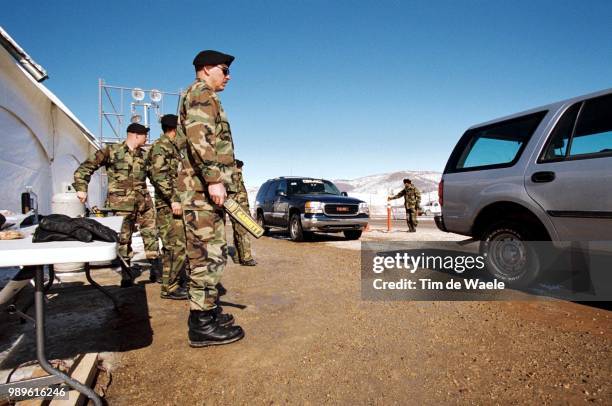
[333,170,440,196]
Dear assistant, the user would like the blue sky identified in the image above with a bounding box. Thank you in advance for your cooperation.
[3,0,611,186]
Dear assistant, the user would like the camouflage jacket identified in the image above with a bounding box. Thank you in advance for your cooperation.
[146,133,182,208]
[73,142,149,211]
[230,167,249,207]
[176,80,236,209]
[390,184,421,210]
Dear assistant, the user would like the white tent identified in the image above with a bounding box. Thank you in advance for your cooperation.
[0,26,104,215]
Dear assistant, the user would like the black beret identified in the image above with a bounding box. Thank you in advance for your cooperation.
[126,123,149,135]
[193,50,235,67]
[235,159,244,168]
[403,178,411,183]
[160,114,178,128]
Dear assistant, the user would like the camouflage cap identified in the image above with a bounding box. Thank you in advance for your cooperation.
[160,114,178,128]
[193,50,235,67]
[126,123,149,135]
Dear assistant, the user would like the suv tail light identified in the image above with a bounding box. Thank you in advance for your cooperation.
[438,180,444,207]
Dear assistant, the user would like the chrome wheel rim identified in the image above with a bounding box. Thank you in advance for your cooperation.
[290,219,298,238]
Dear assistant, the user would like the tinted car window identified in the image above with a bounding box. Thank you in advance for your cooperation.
[569,94,612,157]
[445,111,547,173]
[276,180,287,195]
[265,181,278,199]
[461,137,522,168]
[256,181,271,201]
[540,103,581,162]
[287,179,341,195]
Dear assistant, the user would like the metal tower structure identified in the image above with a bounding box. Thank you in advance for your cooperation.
[98,79,180,144]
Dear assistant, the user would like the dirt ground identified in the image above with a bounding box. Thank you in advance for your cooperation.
[2,220,610,404]
[103,221,610,405]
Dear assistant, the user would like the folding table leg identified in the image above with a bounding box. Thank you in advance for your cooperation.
[34,265,103,406]
[84,263,120,311]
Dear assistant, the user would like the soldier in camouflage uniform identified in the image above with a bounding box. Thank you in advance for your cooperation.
[230,159,256,266]
[73,123,162,286]
[147,114,188,300]
[388,178,421,232]
[176,49,244,347]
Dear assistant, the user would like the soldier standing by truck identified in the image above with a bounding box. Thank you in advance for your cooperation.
[73,123,162,286]
[388,178,421,232]
[230,159,256,266]
[147,114,188,299]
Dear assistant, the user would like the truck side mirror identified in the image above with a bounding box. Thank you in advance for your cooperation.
[341,192,348,196]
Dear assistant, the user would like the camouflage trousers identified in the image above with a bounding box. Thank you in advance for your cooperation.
[405,208,418,230]
[115,194,159,259]
[230,200,253,262]
[183,207,227,311]
[156,205,187,295]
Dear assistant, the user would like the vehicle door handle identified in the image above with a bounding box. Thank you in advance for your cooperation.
[531,171,555,183]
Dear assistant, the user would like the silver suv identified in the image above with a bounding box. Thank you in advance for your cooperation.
[436,88,612,285]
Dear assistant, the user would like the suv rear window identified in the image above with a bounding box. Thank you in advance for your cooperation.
[256,181,272,201]
[445,111,547,173]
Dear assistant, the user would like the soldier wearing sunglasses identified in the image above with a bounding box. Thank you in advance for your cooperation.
[175,49,245,347]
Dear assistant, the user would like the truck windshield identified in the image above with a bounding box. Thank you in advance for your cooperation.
[287,179,341,195]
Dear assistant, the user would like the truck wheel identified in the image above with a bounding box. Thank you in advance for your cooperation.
[289,213,305,242]
[257,212,270,236]
[480,222,541,288]
[343,230,363,240]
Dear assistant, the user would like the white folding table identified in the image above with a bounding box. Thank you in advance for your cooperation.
[0,216,123,405]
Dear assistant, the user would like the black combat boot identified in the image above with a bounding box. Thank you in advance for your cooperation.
[240,258,257,266]
[213,295,235,327]
[161,285,188,300]
[119,258,139,288]
[148,258,163,283]
[214,306,235,327]
[188,310,244,347]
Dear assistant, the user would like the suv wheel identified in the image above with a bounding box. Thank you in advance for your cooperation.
[480,222,541,287]
[343,230,362,240]
[289,213,304,242]
[257,212,270,236]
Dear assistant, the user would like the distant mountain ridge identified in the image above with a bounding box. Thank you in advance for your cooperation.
[332,170,441,195]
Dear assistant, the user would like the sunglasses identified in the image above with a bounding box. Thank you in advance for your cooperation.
[218,65,230,76]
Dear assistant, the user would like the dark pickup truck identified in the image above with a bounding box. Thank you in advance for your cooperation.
[254,177,369,241]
